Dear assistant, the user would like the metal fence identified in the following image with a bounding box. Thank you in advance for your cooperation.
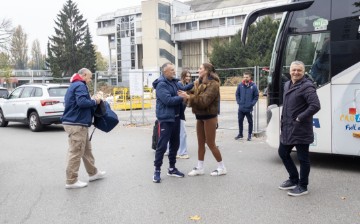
[92,67,269,135]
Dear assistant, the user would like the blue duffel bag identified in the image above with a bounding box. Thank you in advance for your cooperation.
[93,100,119,133]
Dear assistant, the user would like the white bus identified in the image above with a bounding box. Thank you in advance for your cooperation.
[242,0,360,155]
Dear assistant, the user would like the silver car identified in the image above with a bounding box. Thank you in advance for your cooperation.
[0,83,69,131]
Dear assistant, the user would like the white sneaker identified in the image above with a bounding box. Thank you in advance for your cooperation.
[164,151,169,156]
[89,171,106,182]
[188,167,205,176]
[65,180,88,189]
[210,167,227,176]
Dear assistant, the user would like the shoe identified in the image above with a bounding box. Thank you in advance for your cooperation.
[89,171,106,182]
[210,167,227,176]
[176,155,180,158]
[167,168,185,178]
[164,151,169,156]
[65,180,88,189]
[288,185,308,196]
[247,134,252,141]
[234,135,243,140]
[278,179,297,190]
[188,167,205,176]
[178,154,190,159]
[153,170,161,183]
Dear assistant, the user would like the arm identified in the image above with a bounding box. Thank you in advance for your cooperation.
[188,82,219,110]
[235,84,241,104]
[75,85,97,108]
[180,83,194,91]
[297,85,321,121]
[252,85,259,107]
[156,82,183,106]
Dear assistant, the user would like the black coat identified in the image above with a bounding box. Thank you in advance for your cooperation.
[280,77,321,145]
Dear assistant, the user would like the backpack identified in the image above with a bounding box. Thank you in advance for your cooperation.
[151,120,159,150]
[93,101,119,133]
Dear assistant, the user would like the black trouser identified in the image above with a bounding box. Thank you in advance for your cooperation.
[278,142,310,189]
[154,117,180,171]
[238,110,253,136]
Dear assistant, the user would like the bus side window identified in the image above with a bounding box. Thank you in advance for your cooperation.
[309,37,330,87]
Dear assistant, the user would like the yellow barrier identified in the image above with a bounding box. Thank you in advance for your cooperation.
[112,87,152,111]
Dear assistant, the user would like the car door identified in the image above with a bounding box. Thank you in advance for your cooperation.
[1,87,23,119]
[16,87,35,119]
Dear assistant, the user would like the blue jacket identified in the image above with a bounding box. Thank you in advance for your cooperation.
[152,75,193,122]
[235,81,259,112]
[61,74,97,127]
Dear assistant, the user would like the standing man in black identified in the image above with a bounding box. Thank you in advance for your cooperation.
[152,62,191,183]
[278,61,320,196]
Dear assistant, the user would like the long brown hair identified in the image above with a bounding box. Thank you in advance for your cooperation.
[180,69,190,85]
[200,62,220,84]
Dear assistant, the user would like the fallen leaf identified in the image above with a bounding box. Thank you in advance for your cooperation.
[189,215,201,221]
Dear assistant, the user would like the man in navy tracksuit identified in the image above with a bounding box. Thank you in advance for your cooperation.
[235,71,259,141]
[152,62,193,183]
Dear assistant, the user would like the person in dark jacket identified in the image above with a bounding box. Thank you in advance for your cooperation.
[62,68,106,189]
[278,61,320,197]
[235,71,259,141]
[152,62,192,183]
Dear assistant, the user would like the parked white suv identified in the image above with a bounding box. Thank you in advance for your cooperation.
[0,83,69,131]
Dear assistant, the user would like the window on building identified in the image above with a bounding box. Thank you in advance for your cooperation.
[228,17,235,26]
[219,18,226,26]
[235,15,244,25]
[159,48,175,63]
[199,20,212,29]
[158,3,171,25]
[98,22,102,28]
[159,29,174,46]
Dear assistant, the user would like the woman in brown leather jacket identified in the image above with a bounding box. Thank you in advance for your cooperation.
[178,63,227,176]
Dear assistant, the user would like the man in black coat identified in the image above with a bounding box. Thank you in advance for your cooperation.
[278,61,321,196]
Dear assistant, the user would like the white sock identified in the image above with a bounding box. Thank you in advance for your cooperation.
[197,160,204,169]
[218,161,225,169]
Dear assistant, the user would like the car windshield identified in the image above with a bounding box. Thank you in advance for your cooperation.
[48,87,68,97]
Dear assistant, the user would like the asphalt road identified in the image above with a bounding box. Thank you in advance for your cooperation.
[1,102,360,224]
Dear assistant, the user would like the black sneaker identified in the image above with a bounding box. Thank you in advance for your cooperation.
[234,135,243,140]
[288,185,308,196]
[279,179,297,190]
[153,170,161,183]
[167,168,185,178]
[247,134,252,141]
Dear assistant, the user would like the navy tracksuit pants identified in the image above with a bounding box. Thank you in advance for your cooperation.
[154,117,180,171]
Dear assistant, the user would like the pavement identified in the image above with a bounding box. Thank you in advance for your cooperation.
[1,99,360,224]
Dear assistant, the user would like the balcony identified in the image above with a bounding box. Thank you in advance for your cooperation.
[97,26,116,36]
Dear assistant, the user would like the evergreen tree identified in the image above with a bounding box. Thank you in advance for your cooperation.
[245,17,280,66]
[80,26,96,73]
[209,16,279,68]
[48,0,88,79]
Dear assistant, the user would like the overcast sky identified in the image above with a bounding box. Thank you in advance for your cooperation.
[1,0,144,56]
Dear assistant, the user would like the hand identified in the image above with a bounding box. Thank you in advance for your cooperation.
[93,96,101,105]
[178,90,189,99]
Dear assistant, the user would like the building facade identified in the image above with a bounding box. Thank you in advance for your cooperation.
[96,0,287,86]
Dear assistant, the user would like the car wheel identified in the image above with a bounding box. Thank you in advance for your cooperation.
[0,109,8,127]
[28,112,43,132]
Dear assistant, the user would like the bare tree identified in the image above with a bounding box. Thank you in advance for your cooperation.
[10,25,28,69]
[29,39,44,69]
[0,18,14,51]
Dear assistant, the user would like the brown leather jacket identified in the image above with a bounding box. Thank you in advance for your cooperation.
[188,77,220,116]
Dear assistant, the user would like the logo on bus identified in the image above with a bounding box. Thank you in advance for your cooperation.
[340,107,360,130]
[313,18,329,31]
